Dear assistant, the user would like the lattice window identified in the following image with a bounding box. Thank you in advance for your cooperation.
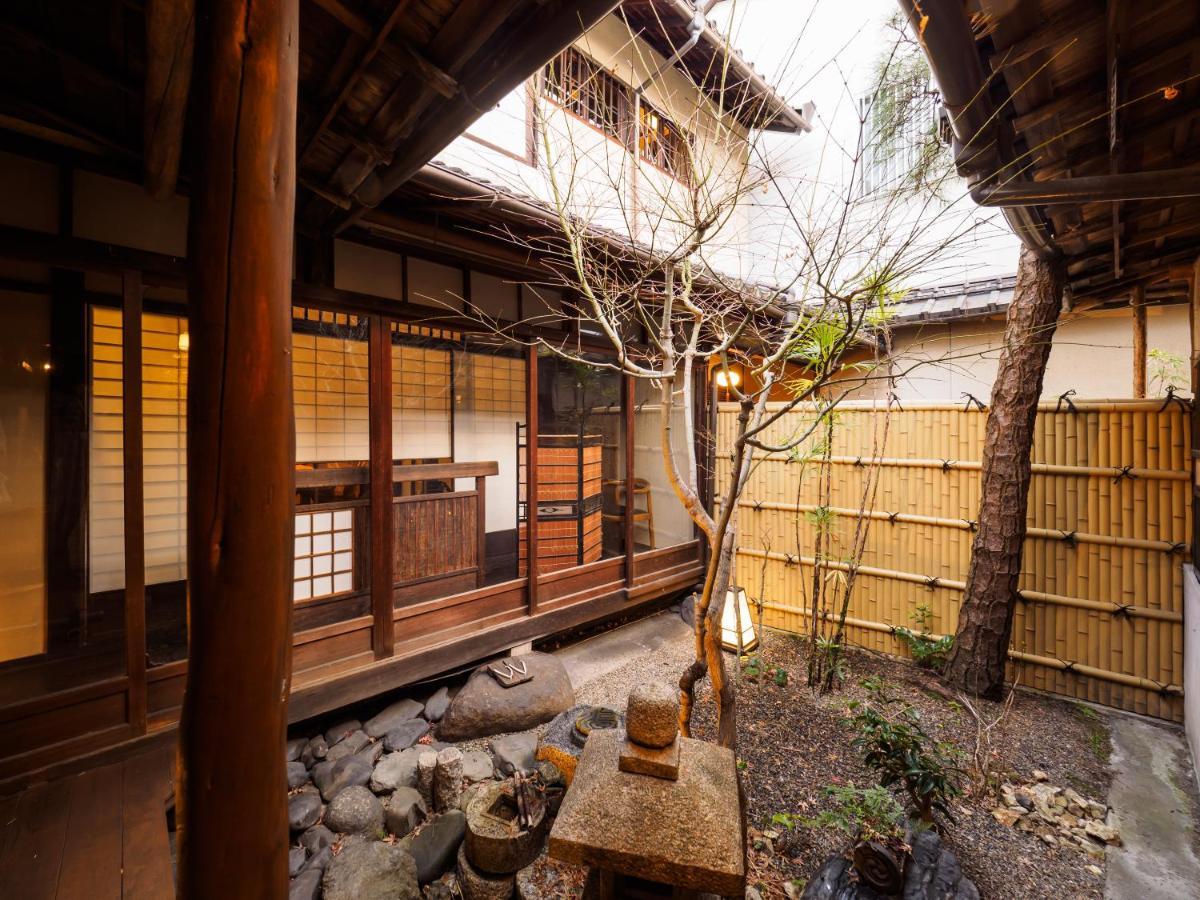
[639,103,690,183]
[861,80,945,195]
[293,510,354,602]
[542,47,629,141]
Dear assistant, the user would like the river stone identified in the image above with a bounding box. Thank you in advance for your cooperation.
[384,719,432,751]
[289,847,308,877]
[490,733,538,776]
[325,719,362,745]
[366,698,426,738]
[322,835,420,900]
[439,653,575,742]
[372,747,426,794]
[625,682,679,749]
[457,844,515,899]
[316,754,374,802]
[288,761,310,789]
[325,785,384,836]
[386,786,428,837]
[424,686,451,722]
[305,844,333,874]
[300,824,335,854]
[289,790,323,832]
[290,867,323,900]
[287,737,307,762]
[462,750,496,782]
[326,729,371,763]
[302,735,328,768]
[410,809,467,883]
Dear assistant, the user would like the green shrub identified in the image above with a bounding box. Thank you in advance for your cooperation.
[802,784,905,842]
[893,604,953,671]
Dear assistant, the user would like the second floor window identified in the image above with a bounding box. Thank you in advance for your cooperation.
[542,48,629,142]
[861,79,946,195]
[639,104,689,183]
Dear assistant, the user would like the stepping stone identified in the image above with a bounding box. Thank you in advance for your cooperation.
[383,719,431,752]
[325,785,384,836]
[366,698,426,738]
[490,733,537,776]
[409,810,467,883]
[439,653,574,741]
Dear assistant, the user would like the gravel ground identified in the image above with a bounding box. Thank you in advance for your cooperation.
[568,622,1116,900]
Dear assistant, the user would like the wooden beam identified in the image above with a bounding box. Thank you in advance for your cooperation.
[369,314,396,659]
[122,270,147,734]
[179,0,298,896]
[143,0,195,199]
[526,346,539,613]
[988,0,1103,73]
[1131,283,1146,397]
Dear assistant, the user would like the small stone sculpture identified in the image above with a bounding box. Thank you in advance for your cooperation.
[618,682,681,780]
[417,750,438,808]
[434,745,464,812]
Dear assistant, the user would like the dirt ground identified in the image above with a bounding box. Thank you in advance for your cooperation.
[683,630,1116,900]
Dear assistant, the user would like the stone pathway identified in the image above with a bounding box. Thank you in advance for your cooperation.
[555,608,691,692]
[1104,714,1200,899]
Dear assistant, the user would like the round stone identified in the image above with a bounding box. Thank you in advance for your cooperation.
[624,682,679,749]
[324,785,384,836]
[463,780,548,876]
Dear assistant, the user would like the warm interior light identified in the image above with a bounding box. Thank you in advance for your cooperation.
[714,368,741,389]
[42,362,52,372]
[177,331,190,352]
[720,586,758,652]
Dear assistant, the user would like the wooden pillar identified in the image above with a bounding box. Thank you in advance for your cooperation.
[623,374,635,589]
[369,315,395,658]
[1131,283,1146,398]
[1191,257,1200,563]
[526,347,539,613]
[122,270,147,734]
[179,0,298,897]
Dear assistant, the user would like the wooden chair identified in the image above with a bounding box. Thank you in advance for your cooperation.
[603,477,655,549]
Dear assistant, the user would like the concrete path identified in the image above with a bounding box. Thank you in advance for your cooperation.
[554,608,691,690]
[1105,715,1200,899]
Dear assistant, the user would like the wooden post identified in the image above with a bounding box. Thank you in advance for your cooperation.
[369,315,395,659]
[526,347,539,613]
[1191,257,1200,563]
[179,0,298,897]
[623,374,635,589]
[122,270,147,734]
[1131,284,1146,398]
[475,475,487,588]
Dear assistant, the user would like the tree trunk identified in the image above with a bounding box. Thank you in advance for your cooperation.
[943,246,1065,698]
[178,0,298,896]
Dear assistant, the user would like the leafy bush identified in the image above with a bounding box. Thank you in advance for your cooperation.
[847,678,964,823]
[893,604,953,671]
[802,784,905,842]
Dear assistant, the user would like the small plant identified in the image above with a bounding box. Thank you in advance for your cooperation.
[894,604,954,671]
[802,784,906,843]
[742,654,789,687]
[1148,348,1188,396]
[815,635,847,686]
[847,679,964,823]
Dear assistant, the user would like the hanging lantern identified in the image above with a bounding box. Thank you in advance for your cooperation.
[720,586,757,652]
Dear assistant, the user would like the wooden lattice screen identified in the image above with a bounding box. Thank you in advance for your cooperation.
[718,399,1191,721]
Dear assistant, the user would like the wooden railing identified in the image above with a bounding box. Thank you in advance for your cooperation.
[295,461,499,608]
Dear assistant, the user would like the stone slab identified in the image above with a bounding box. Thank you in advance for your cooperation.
[548,729,743,896]
[617,737,680,781]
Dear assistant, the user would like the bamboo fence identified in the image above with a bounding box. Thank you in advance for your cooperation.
[717,398,1191,721]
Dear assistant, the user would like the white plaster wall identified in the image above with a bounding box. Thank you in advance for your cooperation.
[74,170,188,257]
[877,304,1192,403]
[1186,565,1200,780]
[0,150,59,233]
[334,240,404,300]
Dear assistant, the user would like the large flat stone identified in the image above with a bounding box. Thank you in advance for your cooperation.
[439,653,575,742]
[322,835,420,900]
[548,729,743,896]
[366,698,426,738]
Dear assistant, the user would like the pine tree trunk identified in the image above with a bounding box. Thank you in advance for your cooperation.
[943,247,1065,698]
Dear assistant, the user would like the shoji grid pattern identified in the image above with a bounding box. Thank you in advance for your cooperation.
[391,343,452,459]
[293,509,354,602]
[89,307,190,592]
[293,308,369,463]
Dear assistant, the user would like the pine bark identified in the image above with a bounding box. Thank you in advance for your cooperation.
[943,247,1065,698]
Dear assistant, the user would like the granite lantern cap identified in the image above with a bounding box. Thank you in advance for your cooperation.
[549,728,745,896]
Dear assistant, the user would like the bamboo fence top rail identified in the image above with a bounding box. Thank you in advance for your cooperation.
[745,454,1190,482]
[718,398,1192,413]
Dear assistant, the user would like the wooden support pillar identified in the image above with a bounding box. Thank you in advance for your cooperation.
[1131,283,1146,398]
[179,0,298,897]
[526,347,539,613]
[1191,257,1200,563]
[369,315,395,659]
[623,374,635,589]
[122,270,147,734]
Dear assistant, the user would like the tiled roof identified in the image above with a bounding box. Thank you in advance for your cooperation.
[890,275,1017,325]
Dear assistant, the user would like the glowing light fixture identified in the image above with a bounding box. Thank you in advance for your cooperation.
[720,586,757,652]
[178,331,190,352]
[714,368,741,389]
